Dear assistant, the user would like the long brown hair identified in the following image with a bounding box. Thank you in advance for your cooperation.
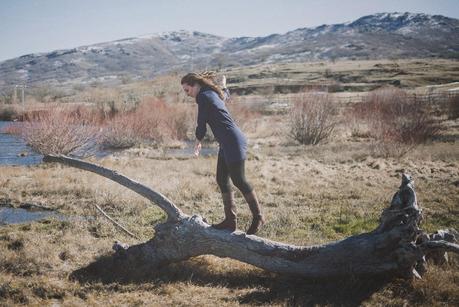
[181,71,224,100]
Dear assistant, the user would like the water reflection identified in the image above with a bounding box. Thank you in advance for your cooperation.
[0,207,64,225]
[0,121,43,165]
[165,141,218,158]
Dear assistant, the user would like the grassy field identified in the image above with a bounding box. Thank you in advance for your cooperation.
[2,58,459,114]
[0,59,459,306]
[224,58,459,94]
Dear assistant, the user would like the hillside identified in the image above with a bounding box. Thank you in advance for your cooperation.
[0,12,458,89]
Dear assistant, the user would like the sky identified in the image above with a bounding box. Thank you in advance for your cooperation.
[0,0,458,61]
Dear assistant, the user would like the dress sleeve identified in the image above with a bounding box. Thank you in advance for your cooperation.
[195,94,208,141]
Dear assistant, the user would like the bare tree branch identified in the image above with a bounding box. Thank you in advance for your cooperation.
[95,204,139,240]
[43,154,185,222]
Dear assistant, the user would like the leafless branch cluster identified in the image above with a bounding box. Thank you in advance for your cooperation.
[288,92,337,145]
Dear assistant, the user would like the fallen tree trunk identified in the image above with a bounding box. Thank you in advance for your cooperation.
[43,155,459,279]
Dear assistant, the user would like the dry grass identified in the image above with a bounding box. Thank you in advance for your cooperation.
[447,93,459,120]
[1,122,458,305]
[1,60,459,305]
[224,58,459,94]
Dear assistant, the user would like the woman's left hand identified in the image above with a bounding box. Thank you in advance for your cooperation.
[194,141,202,157]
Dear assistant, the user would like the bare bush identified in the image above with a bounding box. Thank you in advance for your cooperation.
[163,104,194,140]
[134,98,195,142]
[5,95,197,153]
[7,97,196,152]
[19,106,101,156]
[100,98,195,149]
[99,114,142,149]
[227,102,261,132]
[351,88,440,157]
[343,106,372,139]
[288,92,337,145]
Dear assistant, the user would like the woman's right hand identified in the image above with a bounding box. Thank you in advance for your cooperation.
[194,141,202,157]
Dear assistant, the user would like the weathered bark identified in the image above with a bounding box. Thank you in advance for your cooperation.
[44,155,459,279]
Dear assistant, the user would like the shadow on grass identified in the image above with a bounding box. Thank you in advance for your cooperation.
[238,275,395,306]
[70,252,394,306]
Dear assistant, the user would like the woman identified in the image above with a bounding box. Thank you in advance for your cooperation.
[181,72,265,235]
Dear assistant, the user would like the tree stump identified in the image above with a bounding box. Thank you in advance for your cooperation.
[43,155,459,279]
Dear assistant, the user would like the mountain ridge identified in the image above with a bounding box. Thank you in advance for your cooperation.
[0,12,458,89]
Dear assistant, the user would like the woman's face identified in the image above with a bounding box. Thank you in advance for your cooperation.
[182,83,200,98]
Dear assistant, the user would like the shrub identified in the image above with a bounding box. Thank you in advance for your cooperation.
[133,98,195,142]
[163,104,194,140]
[99,114,142,149]
[99,98,195,149]
[288,92,337,145]
[7,97,197,152]
[19,106,101,156]
[351,88,440,157]
[227,102,261,132]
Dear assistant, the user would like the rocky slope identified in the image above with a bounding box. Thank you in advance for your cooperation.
[0,12,457,89]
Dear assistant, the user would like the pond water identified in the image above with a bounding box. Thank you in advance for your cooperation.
[0,121,43,165]
[165,141,219,158]
[0,207,64,225]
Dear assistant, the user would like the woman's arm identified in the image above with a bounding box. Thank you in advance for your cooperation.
[221,75,230,102]
[195,93,208,141]
[222,88,230,102]
[195,94,209,157]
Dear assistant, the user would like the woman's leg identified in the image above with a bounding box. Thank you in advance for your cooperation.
[216,150,231,193]
[243,190,264,235]
[213,151,237,231]
[227,160,265,235]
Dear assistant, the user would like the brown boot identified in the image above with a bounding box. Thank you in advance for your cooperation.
[212,192,237,232]
[243,190,265,235]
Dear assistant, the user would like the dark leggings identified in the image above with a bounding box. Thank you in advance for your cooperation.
[216,152,253,194]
